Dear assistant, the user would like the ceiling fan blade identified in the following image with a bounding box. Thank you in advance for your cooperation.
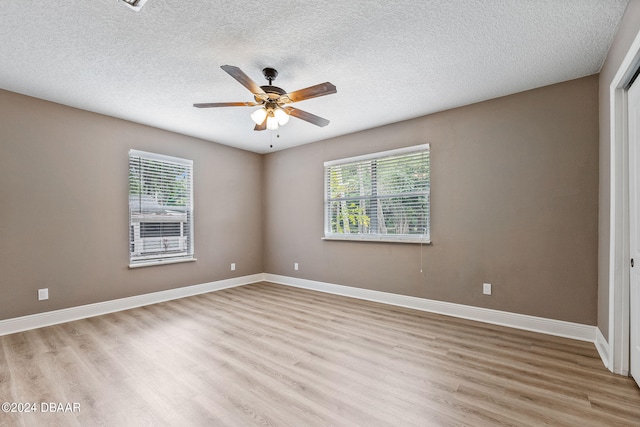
[284,107,330,127]
[193,102,259,108]
[285,82,336,103]
[254,121,267,131]
[221,65,266,95]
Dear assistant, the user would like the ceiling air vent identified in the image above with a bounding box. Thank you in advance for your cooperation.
[120,0,149,11]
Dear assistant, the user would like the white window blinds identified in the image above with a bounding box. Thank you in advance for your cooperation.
[324,144,430,243]
[128,150,194,266]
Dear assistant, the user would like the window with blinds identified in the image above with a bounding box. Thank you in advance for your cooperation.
[324,144,430,243]
[128,150,194,266]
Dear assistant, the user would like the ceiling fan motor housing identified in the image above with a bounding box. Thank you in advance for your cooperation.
[258,68,286,102]
[257,85,287,102]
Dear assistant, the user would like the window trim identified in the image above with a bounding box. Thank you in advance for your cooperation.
[323,144,430,244]
[128,149,195,268]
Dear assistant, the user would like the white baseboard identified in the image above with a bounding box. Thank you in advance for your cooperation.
[0,274,264,337]
[594,327,610,369]
[263,274,597,343]
[0,272,599,349]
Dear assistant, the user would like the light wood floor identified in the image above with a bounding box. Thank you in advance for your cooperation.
[1,282,639,426]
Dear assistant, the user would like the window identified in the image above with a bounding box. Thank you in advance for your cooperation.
[128,150,194,266]
[324,144,430,243]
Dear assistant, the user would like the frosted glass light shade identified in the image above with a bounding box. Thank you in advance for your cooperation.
[251,108,268,125]
[274,108,290,125]
[266,115,279,130]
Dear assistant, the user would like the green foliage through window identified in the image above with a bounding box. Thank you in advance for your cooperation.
[325,145,430,242]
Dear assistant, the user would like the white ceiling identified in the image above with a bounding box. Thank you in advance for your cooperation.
[0,0,629,153]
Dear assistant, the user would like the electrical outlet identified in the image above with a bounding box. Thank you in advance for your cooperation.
[483,283,492,295]
[38,288,49,301]
[294,262,299,271]
[231,263,236,271]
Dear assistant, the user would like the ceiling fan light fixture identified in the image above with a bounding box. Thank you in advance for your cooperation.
[274,108,290,126]
[250,107,268,125]
[266,112,279,130]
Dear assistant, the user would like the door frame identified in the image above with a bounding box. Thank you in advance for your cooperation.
[608,29,640,376]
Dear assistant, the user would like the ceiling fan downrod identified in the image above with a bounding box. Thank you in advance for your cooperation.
[262,67,278,85]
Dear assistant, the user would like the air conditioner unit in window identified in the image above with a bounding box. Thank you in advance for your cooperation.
[138,236,187,255]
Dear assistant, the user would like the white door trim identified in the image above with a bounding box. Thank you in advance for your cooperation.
[608,28,640,376]
[629,77,640,387]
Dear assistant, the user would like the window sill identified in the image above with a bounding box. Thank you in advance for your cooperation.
[322,236,431,245]
[129,258,197,269]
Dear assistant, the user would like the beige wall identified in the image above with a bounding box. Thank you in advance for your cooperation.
[597,0,640,341]
[0,74,601,326]
[264,76,599,325]
[0,89,263,320]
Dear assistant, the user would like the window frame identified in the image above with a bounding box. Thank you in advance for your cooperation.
[323,144,430,244]
[128,149,195,268]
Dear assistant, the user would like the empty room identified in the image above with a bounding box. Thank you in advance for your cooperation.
[2,1,640,426]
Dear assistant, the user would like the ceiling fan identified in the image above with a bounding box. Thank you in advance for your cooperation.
[194,65,337,131]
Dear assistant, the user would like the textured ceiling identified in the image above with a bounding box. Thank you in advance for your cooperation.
[0,0,629,153]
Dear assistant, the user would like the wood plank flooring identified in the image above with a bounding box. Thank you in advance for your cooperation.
[1,282,639,426]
